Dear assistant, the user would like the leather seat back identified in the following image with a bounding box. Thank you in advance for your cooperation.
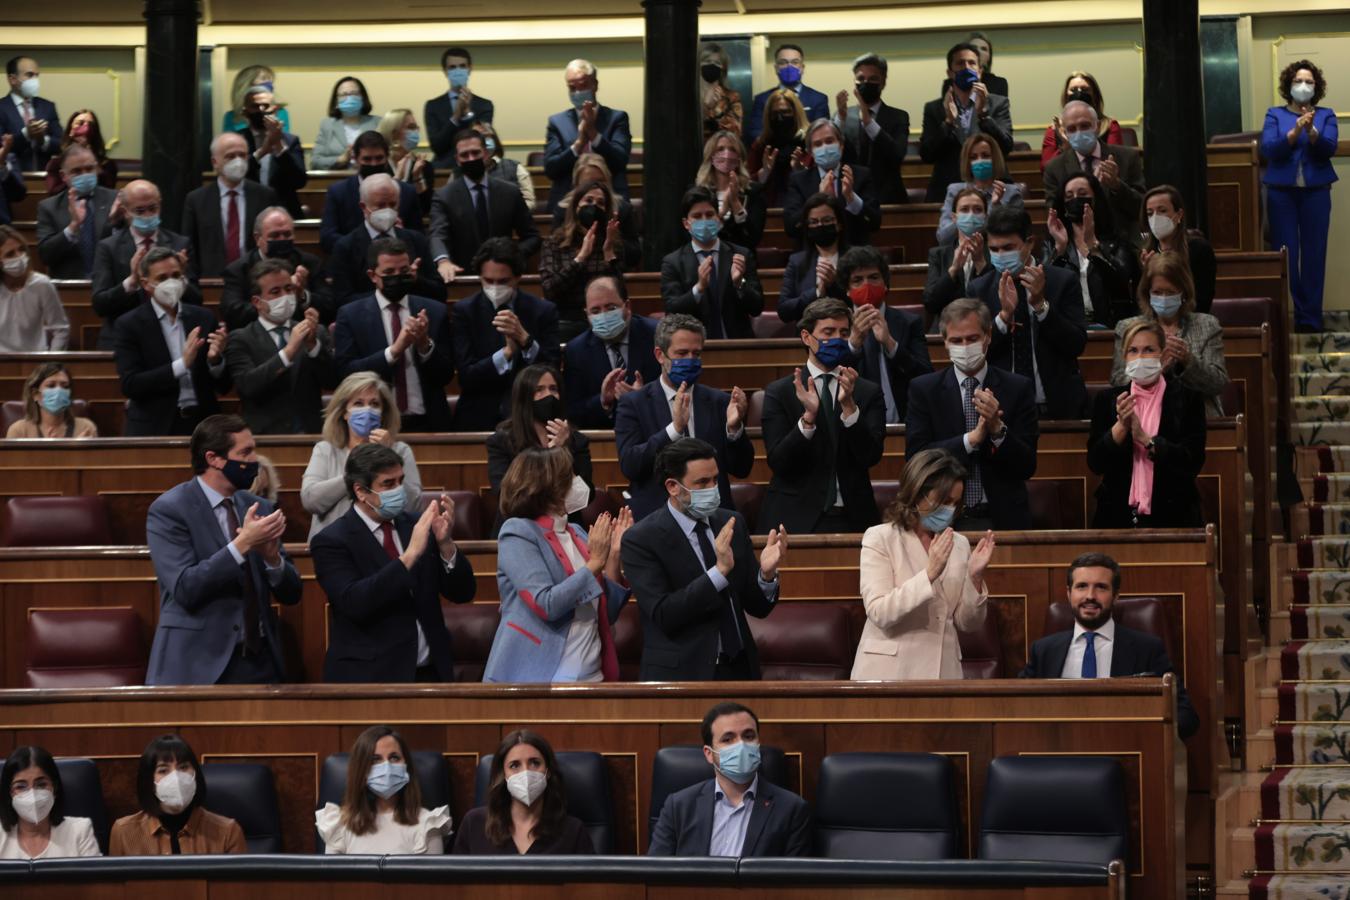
[54,758,111,854]
[3,495,112,546]
[1044,596,1177,669]
[748,603,852,680]
[814,752,959,860]
[201,763,283,854]
[472,750,614,852]
[25,607,146,688]
[978,756,1128,865]
[442,603,501,682]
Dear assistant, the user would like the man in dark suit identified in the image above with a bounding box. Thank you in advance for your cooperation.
[905,297,1039,531]
[221,205,331,329]
[1020,552,1200,740]
[968,205,1088,419]
[91,179,194,349]
[327,173,444,305]
[0,138,26,225]
[543,59,632,211]
[114,248,230,437]
[649,701,812,857]
[837,53,910,205]
[237,87,307,220]
[615,314,754,521]
[564,274,662,428]
[428,129,539,281]
[837,246,932,422]
[3,56,62,171]
[35,144,118,278]
[311,443,476,683]
[620,439,787,681]
[181,132,278,279]
[782,120,881,247]
[1042,99,1146,238]
[661,186,764,340]
[759,298,886,535]
[145,415,302,685]
[425,46,494,170]
[743,44,830,146]
[334,237,455,433]
[225,258,335,435]
[318,131,424,253]
[919,43,1013,202]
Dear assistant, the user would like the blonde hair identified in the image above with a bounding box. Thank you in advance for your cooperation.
[959,133,1007,182]
[230,65,276,116]
[250,454,280,502]
[377,108,413,148]
[321,372,400,449]
[1121,319,1167,354]
[758,89,808,143]
[1135,252,1197,320]
[889,449,967,532]
[694,130,751,194]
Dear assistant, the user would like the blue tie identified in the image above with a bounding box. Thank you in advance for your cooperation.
[1080,632,1097,679]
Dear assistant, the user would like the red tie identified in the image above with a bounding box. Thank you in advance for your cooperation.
[380,521,399,560]
[20,101,32,124]
[225,190,241,264]
[388,302,409,412]
[142,236,154,254]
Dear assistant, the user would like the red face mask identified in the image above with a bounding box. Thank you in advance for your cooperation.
[848,282,886,307]
[71,125,91,138]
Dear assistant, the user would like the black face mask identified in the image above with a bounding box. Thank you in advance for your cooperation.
[855,82,882,105]
[700,63,722,84]
[769,116,797,142]
[1064,196,1093,223]
[459,157,487,181]
[576,204,604,230]
[380,273,414,302]
[806,223,838,248]
[265,238,294,258]
[359,163,392,180]
[245,112,265,129]
[532,395,564,423]
[220,458,260,491]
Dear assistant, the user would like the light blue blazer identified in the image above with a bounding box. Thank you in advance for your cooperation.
[311,115,382,170]
[482,516,629,683]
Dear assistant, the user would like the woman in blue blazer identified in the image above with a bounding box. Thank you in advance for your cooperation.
[1262,59,1338,332]
[483,447,632,684]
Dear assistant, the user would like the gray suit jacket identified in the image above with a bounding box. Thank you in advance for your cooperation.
[310,114,382,170]
[648,778,812,857]
[224,317,336,434]
[35,186,118,278]
[1110,312,1229,417]
[1042,143,1146,242]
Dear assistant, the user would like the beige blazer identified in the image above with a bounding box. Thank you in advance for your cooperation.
[850,523,988,681]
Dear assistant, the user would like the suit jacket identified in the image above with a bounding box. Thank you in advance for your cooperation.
[425,92,495,170]
[0,95,62,170]
[180,178,278,279]
[648,778,812,857]
[326,224,444,306]
[563,315,662,428]
[777,248,848,324]
[319,175,424,253]
[225,317,336,435]
[114,299,229,436]
[905,365,1039,530]
[923,242,990,320]
[758,369,886,534]
[0,159,26,225]
[220,247,332,329]
[854,306,933,423]
[782,165,882,247]
[744,84,830,145]
[311,505,476,683]
[620,505,775,681]
[1042,144,1147,240]
[1110,313,1229,418]
[968,265,1089,420]
[1037,240,1137,330]
[543,105,632,210]
[91,227,193,349]
[310,114,382,170]
[1263,105,1340,187]
[614,380,755,522]
[842,102,911,204]
[428,176,540,268]
[144,480,302,685]
[1019,623,1200,739]
[659,241,764,339]
[449,290,561,431]
[334,292,456,429]
[241,129,308,220]
[35,186,118,278]
[919,94,1014,202]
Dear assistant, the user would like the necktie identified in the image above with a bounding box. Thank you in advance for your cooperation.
[1011,288,1036,379]
[273,326,289,350]
[817,373,838,510]
[473,183,490,240]
[387,302,409,411]
[961,376,986,505]
[380,521,399,561]
[697,250,725,339]
[611,345,626,371]
[77,200,97,276]
[141,236,154,255]
[225,190,241,264]
[20,101,32,124]
[1081,632,1098,678]
[694,521,745,659]
[221,499,262,653]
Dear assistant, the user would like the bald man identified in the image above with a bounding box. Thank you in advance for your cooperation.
[1041,99,1145,236]
[542,58,631,211]
[221,205,332,330]
[181,131,279,279]
[91,179,197,349]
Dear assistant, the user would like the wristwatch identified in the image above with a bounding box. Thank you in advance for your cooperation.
[1145,438,1157,458]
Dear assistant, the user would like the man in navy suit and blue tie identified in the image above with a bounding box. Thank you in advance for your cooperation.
[3,56,62,171]
[743,44,830,146]
[543,59,632,212]
[563,274,661,428]
[318,131,424,253]
[145,415,302,685]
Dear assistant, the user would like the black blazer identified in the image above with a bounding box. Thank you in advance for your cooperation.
[326,224,445,306]
[425,92,495,170]
[1087,377,1207,528]
[549,195,643,270]
[0,95,62,170]
[619,505,773,681]
[841,102,911,204]
[918,96,1015,202]
[562,315,662,428]
[180,178,278,278]
[311,505,476,683]
[905,365,1039,530]
[241,129,307,220]
[1037,240,1138,330]
[220,247,331,329]
[449,290,562,432]
[758,369,886,534]
[777,248,848,324]
[543,105,632,211]
[648,778,812,857]
[452,807,593,856]
[923,242,990,321]
[1042,145,1147,243]
[91,227,194,349]
[659,241,764,339]
[1019,623,1200,739]
[485,428,593,537]
[318,175,424,253]
[714,181,769,251]
[0,163,25,226]
[428,177,540,268]
[35,186,118,278]
[968,265,1089,420]
[224,318,336,435]
[113,299,229,436]
[782,165,882,247]
[854,306,933,422]
[614,380,755,522]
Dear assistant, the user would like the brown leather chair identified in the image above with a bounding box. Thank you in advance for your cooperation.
[577,488,619,527]
[756,247,790,268]
[418,490,484,540]
[1117,128,1139,148]
[872,481,900,517]
[1210,296,1273,327]
[958,604,1003,679]
[1043,595,1177,669]
[25,608,146,687]
[749,602,853,680]
[611,602,643,681]
[752,314,796,339]
[729,482,764,533]
[746,389,766,428]
[442,603,501,682]
[1027,480,1068,530]
[0,399,91,434]
[2,496,112,546]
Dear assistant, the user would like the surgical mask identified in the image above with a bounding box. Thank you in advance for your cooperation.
[484,137,498,154]
[564,476,591,516]
[856,82,881,105]
[368,207,398,233]
[812,336,853,369]
[956,212,986,237]
[152,277,186,309]
[849,282,886,307]
[19,77,40,100]
[221,458,260,491]
[11,788,54,825]
[1148,214,1177,241]
[1124,357,1163,385]
[701,63,723,84]
[69,173,98,197]
[969,159,994,181]
[154,770,197,813]
[372,485,406,520]
[265,293,296,324]
[402,130,420,152]
[920,504,956,533]
[483,282,514,308]
[1066,130,1098,155]
[576,204,604,231]
[954,68,980,92]
[1149,293,1183,318]
[366,761,409,799]
[221,157,249,183]
[806,223,837,247]
[715,741,761,784]
[71,124,91,139]
[2,253,28,276]
[532,394,564,423]
[1291,82,1315,104]
[447,68,470,90]
[989,249,1023,275]
[589,308,627,340]
[689,218,720,244]
[680,482,722,521]
[459,157,486,181]
[569,89,595,109]
[132,214,161,234]
[380,273,413,302]
[348,407,381,437]
[506,770,548,807]
[812,143,842,170]
[337,95,364,117]
[265,238,294,258]
[777,65,802,87]
[666,357,702,387]
[40,386,71,414]
[946,342,987,374]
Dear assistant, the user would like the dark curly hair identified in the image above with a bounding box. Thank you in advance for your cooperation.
[1278,59,1326,107]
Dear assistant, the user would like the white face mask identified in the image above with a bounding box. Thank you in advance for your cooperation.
[1148,213,1176,241]
[946,341,987,375]
[221,156,249,183]
[483,283,514,308]
[2,253,28,276]
[1124,356,1163,385]
[563,475,591,515]
[152,277,186,310]
[264,293,296,324]
[1291,82,1315,104]
[18,77,40,100]
[505,769,548,807]
[11,788,54,825]
[368,207,398,233]
[154,769,197,813]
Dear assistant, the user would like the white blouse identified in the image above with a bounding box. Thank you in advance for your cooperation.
[300,440,423,539]
[315,803,451,855]
[0,816,100,859]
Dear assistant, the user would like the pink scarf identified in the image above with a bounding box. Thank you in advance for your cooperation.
[532,515,619,682]
[1127,376,1167,516]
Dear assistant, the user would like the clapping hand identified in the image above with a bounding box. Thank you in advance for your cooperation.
[1112,391,1135,444]
[206,324,228,363]
[585,513,614,574]
[237,502,286,564]
[968,531,995,588]
[428,493,458,557]
[543,417,571,448]
[671,382,692,435]
[926,528,955,581]
[759,525,789,580]
[1046,208,1069,256]
[792,367,820,425]
[1096,156,1120,189]
[726,385,748,432]
[713,517,736,577]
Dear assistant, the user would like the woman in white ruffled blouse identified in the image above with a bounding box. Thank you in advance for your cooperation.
[315,725,450,854]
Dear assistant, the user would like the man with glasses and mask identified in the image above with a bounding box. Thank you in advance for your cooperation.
[221,206,330,329]
[319,130,424,254]
[237,86,307,220]
[36,144,119,278]
[181,132,279,279]
[834,52,910,205]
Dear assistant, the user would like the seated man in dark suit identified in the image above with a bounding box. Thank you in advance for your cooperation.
[918,43,1013,202]
[564,274,662,429]
[334,237,455,433]
[327,173,443,306]
[318,130,424,253]
[782,119,881,247]
[114,247,230,437]
[35,144,118,279]
[91,178,193,349]
[425,46,494,170]
[181,131,278,279]
[220,205,331,329]
[905,298,1038,531]
[543,59,632,212]
[615,314,753,521]
[3,55,62,170]
[237,86,307,220]
[839,245,932,423]
[967,205,1088,419]
[620,439,786,682]
[649,701,812,856]
[311,443,476,683]
[1042,99,1146,241]
[450,237,560,431]
[660,186,764,339]
[225,258,335,435]
[1020,552,1199,739]
[836,53,910,205]
[759,298,886,535]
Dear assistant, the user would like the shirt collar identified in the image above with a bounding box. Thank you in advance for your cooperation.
[667,500,702,537]
[691,239,721,255]
[1072,617,1116,644]
[375,291,401,309]
[353,502,385,534]
[806,358,833,379]
[550,513,569,534]
[364,219,388,240]
[953,363,989,388]
[195,476,231,511]
[660,376,681,403]
[10,93,26,107]
[153,299,182,324]
[714,773,759,804]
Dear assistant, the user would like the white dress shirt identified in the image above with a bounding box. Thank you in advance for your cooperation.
[796,359,860,509]
[549,515,603,683]
[992,291,1049,404]
[1060,617,1116,678]
[376,290,433,416]
[813,166,865,216]
[217,177,248,260]
[0,271,69,351]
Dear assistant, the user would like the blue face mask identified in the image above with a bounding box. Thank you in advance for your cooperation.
[969,159,994,181]
[132,214,160,234]
[589,308,627,341]
[777,65,802,87]
[484,136,497,153]
[666,357,702,387]
[689,218,720,244]
[1067,129,1098,155]
[956,212,986,236]
[989,249,1024,275]
[348,406,381,438]
[812,143,842,170]
[812,337,854,369]
[447,68,470,90]
[69,173,98,197]
[570,89,595,109]
[366,761,409,799]
[920,504,956,533]
[715,742,761,785]
[679,482,722,521]
[372,485,405,520]
[954,68,980,92]
[40,386,71,414]
[337,95,364,117]
[1149,293,1183,318]
[402,130,420,152]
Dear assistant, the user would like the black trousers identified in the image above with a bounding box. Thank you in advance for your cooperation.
[217,643,281,684]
